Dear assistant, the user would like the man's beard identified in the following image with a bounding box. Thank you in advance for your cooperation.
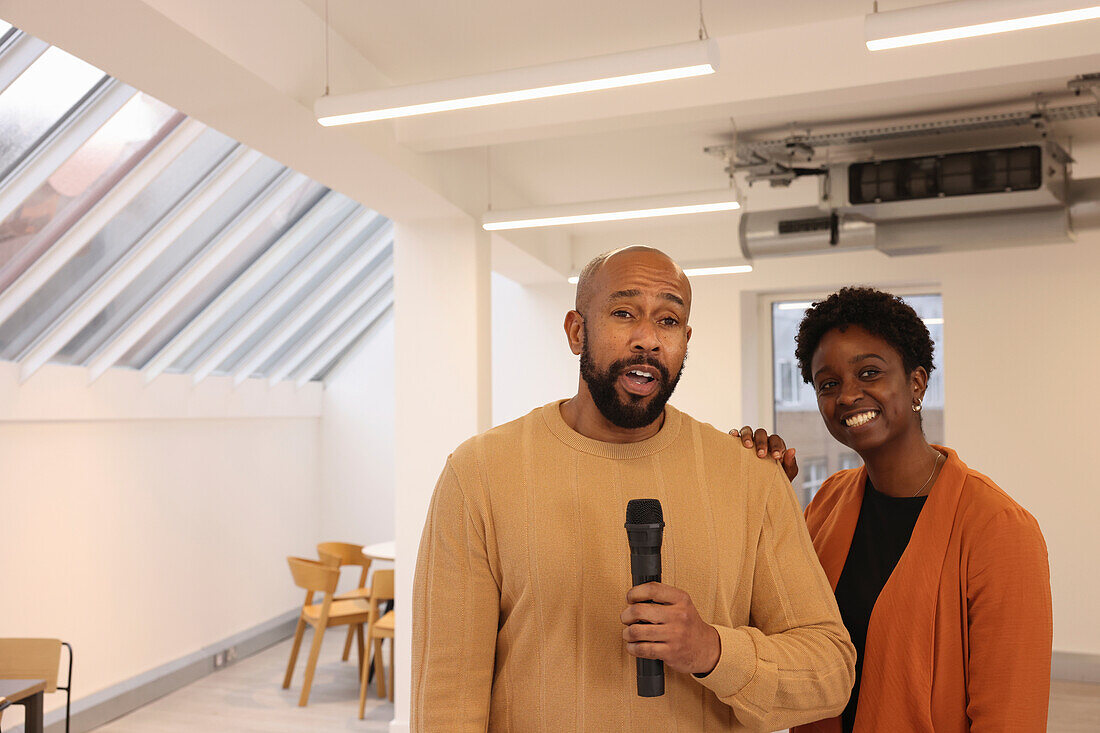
[579,330,685,430]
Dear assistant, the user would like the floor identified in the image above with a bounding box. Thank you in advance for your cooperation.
[93,636,1099,732]
[95,635,394,732]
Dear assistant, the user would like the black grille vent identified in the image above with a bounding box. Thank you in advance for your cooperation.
[849,145,1042,204]
[778,217,832,234]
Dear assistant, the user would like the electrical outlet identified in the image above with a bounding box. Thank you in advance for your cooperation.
[213,650,227,668]
[226,646,238,663]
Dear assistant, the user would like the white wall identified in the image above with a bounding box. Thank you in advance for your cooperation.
[491,232,1100,658]
[0,363,323,720]
[490,273,577,427]
[320,312,396,552]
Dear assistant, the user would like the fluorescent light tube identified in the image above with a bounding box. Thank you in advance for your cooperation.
[483,189,739,231]
[683,265,753,276]
[866,0,1100,50]
[316,39,718,125]
[566,264,751,284]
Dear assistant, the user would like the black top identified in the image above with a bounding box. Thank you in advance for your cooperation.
[833,477,928,733]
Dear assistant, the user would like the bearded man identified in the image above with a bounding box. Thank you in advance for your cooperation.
[411,246,855,731]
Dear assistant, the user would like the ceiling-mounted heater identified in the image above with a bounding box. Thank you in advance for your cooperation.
[739,206,876,259]
[738,142,1077,258]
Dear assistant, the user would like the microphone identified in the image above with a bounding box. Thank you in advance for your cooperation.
[625,498,665,697]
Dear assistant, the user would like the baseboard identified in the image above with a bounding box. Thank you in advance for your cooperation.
[8,628,1090,732]
[9,608,299,733]
[1053,650,1100,684]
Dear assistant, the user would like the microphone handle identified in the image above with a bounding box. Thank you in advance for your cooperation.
[631,554,664,697]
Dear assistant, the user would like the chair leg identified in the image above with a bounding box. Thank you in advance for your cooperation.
[342,625,355,662]
[388,638,394,702]
[373,637,387,700]
[358,638,370,720]
[356,623,366,677]
[298,624,326,707]
[282,617,307,689]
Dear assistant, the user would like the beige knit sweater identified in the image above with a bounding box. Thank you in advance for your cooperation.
[412,401,855,732]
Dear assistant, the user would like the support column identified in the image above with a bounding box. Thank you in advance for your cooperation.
[391,216,491,732]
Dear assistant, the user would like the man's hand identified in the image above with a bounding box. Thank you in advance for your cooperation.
[621,582,721,676]
[731,426,798,483]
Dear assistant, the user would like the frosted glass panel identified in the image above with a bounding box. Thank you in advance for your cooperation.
[0,94,176,284]
[0,23,391,383]
[0,46,105,178]
[0,128,235,360]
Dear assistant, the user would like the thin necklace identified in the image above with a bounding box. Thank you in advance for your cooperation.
[912,451,944,497]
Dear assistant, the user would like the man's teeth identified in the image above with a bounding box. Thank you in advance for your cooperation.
[628,369,654,380]
[845,411,878,427]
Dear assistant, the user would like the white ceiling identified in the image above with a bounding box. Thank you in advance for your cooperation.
[290,0,1100,212]
[302,1,925,85]
[5,0,1099,276]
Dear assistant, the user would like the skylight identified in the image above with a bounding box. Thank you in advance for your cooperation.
[0,23,393,385]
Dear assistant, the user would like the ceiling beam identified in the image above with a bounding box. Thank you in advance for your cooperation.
[294,298,393,388]
[265,266,392,385]
[0,29,49,93]
[84,169,306,382]
[0,79,134,225]
[16,146,263,382]
[189,207,381,384]
[0,117,204,330]
[140,190,350,383]
[391,17,1100,151]
[228,222,393,385]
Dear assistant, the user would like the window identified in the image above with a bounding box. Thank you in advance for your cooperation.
[801,458,828,507]
[770,292,945,507]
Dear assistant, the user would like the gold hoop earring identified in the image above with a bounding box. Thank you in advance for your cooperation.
[912,400,922,413]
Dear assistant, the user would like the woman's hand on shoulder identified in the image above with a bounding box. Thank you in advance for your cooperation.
[730,426,798,483]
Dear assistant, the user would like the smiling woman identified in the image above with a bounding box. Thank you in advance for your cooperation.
[771,293,944,506]
[790,287,1052,733]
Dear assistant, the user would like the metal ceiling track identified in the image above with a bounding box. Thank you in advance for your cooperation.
[726,101,1099,160]
[706,74,1100,186]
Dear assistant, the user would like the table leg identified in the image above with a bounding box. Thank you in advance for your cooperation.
[19,691,44,733]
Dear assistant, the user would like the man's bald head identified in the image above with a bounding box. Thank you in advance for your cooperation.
[574,246,691,315]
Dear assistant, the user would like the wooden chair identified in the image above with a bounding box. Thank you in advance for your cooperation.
[316,541,373,664]
[282,557,371,707]
[358,568,395,717]
[0,638,73,732]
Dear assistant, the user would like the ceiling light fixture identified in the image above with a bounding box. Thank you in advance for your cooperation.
[482,189,738,231]
[865,0,1100,51]
[316,39,719,126]
[683,265,753,276]
[566,264,751,284]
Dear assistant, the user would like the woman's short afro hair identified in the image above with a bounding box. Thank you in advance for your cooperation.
[794,286,935,385]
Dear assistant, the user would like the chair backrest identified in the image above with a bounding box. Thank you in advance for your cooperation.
[370,569,395,603]
[367,569,395,627]
[0,639,61,692]
[316,542,369,568]
[287,557,339,595]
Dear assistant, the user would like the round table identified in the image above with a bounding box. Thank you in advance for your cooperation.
[362,540,395,562]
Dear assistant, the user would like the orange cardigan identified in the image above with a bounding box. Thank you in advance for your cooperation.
[794,446,1052,733]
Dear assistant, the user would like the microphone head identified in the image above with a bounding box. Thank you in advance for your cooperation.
[626,498,664,525]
